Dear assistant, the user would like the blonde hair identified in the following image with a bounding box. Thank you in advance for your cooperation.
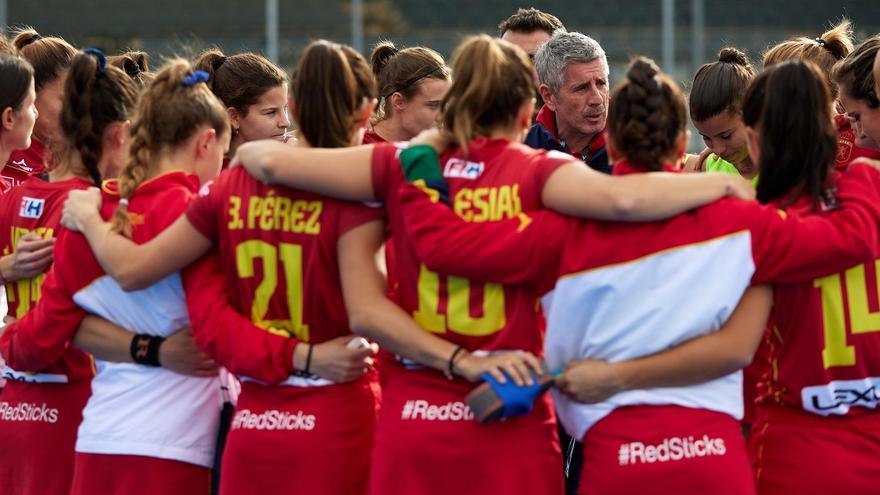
[441,35,534,154]
[110,59,229,236]
[763,20,853,97]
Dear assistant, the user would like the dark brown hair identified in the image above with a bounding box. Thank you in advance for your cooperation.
[763,20,853,98]
[607,57,688,171]
[441,35,534,153]
[294,40,376,148]
[108,51,153,88]
[832,35,880,109]
[689,47,756,122]
[0,54,34,114]
[195,49,287,114]
[743,60,836,208]
[56,50,139,186]
[12,28,76,89]
[498,8,565,36]
[370,41,449,121]
[111,59,229,236]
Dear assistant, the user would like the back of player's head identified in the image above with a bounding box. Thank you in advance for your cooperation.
[111,59,228,236]
[0,32,14,56]
[108,51,153,88]
[12,28,76,90]
[195,48,287,113]
[294,40,376,148]
[763,20,852,97]
[0,54,34,118]
[743,60,835,208]
[56,49,139,187]
[607,57,687,172]
[832,35,880,109]
[441,35,534,153]
[534,31,608,93]
[370,41,449,122]
[689,47,756,122]
[498,8,565,37]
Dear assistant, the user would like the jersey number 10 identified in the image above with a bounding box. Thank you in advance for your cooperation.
[413,265,506,337]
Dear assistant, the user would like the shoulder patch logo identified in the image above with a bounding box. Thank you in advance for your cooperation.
[443,158,485,180]
[19,197,45,219]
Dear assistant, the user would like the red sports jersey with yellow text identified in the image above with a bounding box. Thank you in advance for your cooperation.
[185,166,382,376]
[2,139,48,194]
[1,176,91,320]
[397,162,880,431]
[757,190,880,417]
[370,138,570,357]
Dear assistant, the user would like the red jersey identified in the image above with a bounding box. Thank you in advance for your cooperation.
[2,139,48,194]
[0,176,91,320]
[0,172,265,383]
[362,130,387,144]
[185,166,382,378]
[835,114,880,171]
[371,138,570,357]
[756,187,880,417]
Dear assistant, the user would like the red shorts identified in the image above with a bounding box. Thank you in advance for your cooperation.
[219,378,377,495]
[0,379,91,495]
[70,453,210,495]
[369,367,563,495]
[749,405,880,495]
[581,405,755,495]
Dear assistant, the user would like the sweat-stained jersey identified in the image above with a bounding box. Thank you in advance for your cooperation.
[756,190,880,417]
[0,171,230,467]
[2,139,48,194]
[371,138,571,358]
[396,161,880,440]
[1,176,91,321]
[185,165,382,386]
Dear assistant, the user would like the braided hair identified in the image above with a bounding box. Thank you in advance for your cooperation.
[607,57,688,171]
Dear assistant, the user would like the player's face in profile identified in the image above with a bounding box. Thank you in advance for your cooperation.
[235,83,291,143]
[399,78,450,139]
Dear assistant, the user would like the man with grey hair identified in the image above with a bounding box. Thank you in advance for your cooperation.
[525,31,611,174]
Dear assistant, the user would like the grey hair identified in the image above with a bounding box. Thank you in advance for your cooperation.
[535,31,609,94]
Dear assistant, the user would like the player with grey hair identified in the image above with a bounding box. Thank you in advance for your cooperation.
[525,31,612,174]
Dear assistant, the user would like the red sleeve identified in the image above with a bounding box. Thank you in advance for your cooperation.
[184,178,223,240]
[750,164,880,284]
[337,200,383,236]
[398,182,568,285]
[370,143,401,202]
[0,231,93,371]
[183,250,300,384]
[534,150,575,192]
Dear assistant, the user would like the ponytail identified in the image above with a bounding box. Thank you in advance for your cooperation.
[441,35,533,154]
[111,59,228,236]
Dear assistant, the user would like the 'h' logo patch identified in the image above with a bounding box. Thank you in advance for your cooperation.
[19,197,45,219]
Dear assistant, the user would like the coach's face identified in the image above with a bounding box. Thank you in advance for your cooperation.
[544,59,609,144]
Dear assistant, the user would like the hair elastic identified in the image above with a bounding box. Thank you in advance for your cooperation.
[182,70,210,87]
[19,33,41,48]
[83,48,107,73]
[815,37,827,47]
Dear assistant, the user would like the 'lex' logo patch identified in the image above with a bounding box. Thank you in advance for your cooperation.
[19,197,45,219]
[444,158,485,180]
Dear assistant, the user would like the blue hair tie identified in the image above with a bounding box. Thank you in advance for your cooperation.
[182,70,210,87]
[83,48,107,73]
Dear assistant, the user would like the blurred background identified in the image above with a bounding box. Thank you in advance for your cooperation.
[4,0,880,148]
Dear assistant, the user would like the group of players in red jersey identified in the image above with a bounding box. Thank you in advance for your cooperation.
[1,7,880,495]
